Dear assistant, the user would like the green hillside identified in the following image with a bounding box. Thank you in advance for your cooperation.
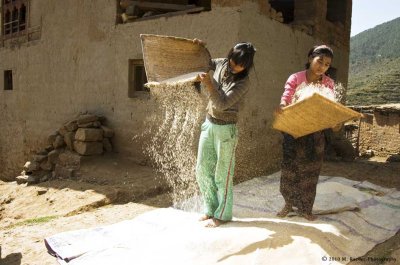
[347,17,400,105]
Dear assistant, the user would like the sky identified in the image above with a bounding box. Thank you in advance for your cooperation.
[351,0,400,36]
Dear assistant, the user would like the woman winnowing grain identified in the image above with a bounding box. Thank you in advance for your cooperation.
[275,45,335,221]
[194,40,256,227]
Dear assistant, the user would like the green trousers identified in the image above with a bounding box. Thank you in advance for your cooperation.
[196,119,238,221]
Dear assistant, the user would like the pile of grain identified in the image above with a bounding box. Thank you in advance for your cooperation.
[293,83,335,103]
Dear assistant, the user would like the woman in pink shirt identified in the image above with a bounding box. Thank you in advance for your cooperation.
[276,45,334,221]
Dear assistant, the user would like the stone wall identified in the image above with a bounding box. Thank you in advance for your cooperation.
[0,0,352,181]
[347,105,400,157]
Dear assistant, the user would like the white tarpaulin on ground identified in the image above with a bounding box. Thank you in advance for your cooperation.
[45,173,400,265]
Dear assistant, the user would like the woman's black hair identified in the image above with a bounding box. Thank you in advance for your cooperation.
[225,42,256,81]
[305,45,334,69]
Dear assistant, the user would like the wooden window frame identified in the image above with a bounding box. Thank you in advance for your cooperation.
[128,59,149,98]
[1,0,29,39]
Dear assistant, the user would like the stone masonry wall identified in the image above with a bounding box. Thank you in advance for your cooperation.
[357,112,400,156]
[347,106,400,157]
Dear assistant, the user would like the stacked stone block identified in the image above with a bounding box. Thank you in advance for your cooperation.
[16,113,114,184]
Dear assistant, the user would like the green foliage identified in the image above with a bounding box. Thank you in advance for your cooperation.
[347,17,400,105]
[5,215,59,229]
[350,17,400,63]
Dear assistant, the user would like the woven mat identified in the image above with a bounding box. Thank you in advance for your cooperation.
[273,93,362,138]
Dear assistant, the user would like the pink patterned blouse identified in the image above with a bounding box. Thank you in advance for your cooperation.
[280,70,334,106]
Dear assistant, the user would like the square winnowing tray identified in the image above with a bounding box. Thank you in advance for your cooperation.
[140,34,211,83]
[272,93,362,138]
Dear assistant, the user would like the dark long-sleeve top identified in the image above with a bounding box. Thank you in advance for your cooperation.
[206,58,250,123]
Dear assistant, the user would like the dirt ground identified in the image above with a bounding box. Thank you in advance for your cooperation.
[0,155,399,265]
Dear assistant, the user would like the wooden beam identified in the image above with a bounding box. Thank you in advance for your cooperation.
[133,6,204,22]
[122,1,197,12]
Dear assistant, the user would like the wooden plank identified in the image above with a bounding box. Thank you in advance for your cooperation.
[133,6,205,22]
[123,1,196,11]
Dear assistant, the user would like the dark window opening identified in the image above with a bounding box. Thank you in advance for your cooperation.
[188,0,210,9]
[326,0,346,24]
[128,59,148,98]
[11,7,18,33]
[19,4,26,31]
[4,10,11,35]
[268,0,294,24]
[117,0,211,23]
[4,70,13,90]
[326,67,337,81]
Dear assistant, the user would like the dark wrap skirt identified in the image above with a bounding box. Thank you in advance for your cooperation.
[280,131,326,215]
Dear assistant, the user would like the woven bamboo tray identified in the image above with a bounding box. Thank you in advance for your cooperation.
[140,34,211,82]
[273,93,363,138]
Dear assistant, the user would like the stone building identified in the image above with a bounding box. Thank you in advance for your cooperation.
[347,105,400,157]
[0,0,352,181]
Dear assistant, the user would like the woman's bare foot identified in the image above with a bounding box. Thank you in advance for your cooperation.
[199,215,212,221]
[277,205,293,218]
[301,213,317,221]
[205,218,226,228]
